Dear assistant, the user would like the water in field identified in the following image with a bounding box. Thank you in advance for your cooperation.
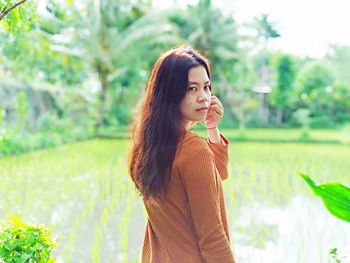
[120,192,350,263]
[0,139,349,262]
[231,196,350,262]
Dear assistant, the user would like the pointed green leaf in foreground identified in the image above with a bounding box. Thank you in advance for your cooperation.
[299,173,350,223]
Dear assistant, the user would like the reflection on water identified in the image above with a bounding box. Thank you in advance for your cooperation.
[125,195,350,263]
[120,195,350,263]
[124,195,350,263]
[232,195,350,263]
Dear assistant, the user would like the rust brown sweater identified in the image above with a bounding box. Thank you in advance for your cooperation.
[140,131,235,263]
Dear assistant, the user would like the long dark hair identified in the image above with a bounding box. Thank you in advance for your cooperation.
[128,46,211,202]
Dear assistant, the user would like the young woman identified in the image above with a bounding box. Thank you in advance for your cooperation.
[128,46,236,262]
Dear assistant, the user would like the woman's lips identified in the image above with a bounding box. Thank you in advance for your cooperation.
[196,108,208,112]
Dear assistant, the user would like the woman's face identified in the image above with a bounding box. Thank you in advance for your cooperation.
[179,65,211,130]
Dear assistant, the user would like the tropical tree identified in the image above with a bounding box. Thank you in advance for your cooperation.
[296,61,334,96]
[168,0,244,127]
[325,45,350,85]
[244,14,281,125]
[252,14,280,47]
[269,54,296,125]
[218,46,258,129]
[294,61,349,128]
[43,0,177,133]
[168,0,239,81]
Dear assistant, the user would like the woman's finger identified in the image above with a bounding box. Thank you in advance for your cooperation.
[210,103,223,114]
[210,97,223,109]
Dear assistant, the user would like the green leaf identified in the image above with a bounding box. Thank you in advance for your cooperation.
[0,215,56,262]
[299,173,350,223]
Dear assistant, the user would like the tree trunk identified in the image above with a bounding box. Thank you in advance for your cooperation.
[95,65,109,135]
[276,108,283,126]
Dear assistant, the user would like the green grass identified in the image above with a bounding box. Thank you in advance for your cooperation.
[99,127,350,144]
[0,139,134,262]
[0,132,349,262]
[226,141,350,207]
[197,128,349,143]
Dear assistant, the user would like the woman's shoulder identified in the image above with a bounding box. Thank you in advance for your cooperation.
[181,130,207,144]
[176,131,212,160]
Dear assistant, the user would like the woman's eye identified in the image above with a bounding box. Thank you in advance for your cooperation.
[204,85,210,90]
[189,87,196,91]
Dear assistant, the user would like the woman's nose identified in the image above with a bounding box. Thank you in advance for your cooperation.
[197,90,210,102]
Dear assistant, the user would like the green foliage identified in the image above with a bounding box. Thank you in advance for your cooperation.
[168,0,239,83]
[16,91,30,133]
[0,29,88,86]
[268,54,297,126]
[42,0,176,131]
[0,105,4,124]
[270,54,296,108]
[296,61,335,95]
[326,45,350,84]
[1,0,350,139]
[0,215,56,263]
[295,82,350,128]
[292,108,310,129]
[300,174,350,262]
[300,174,350,223]
[0,0,36,33]
[253,14,280,41]
[290,60,350,128]
[329,248,342,263]
[0,102,27,154]
[0,112,95,156]
[0,130,26,156]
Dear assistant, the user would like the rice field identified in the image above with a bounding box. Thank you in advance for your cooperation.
[0,135,349,262]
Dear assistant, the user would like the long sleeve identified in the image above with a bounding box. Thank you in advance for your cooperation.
[207,133,230,181]
[178,136,235,263]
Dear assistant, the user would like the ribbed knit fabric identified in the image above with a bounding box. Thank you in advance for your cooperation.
[140,131,236,263]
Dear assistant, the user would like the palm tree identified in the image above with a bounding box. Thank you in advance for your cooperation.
[169,0,239,77]
[248,14,281,124]
[169,0,259,128]
[44,0,177,134]
[168,0,241,123]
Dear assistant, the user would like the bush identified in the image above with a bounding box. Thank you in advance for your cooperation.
[0,110,96,156]
[0,215,57,263]
[0,130,26,156]
[309,115,336,129]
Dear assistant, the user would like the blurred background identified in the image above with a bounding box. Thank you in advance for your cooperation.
[0,0,349,262]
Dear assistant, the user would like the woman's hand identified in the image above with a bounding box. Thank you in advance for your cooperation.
[205,95,224,129]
